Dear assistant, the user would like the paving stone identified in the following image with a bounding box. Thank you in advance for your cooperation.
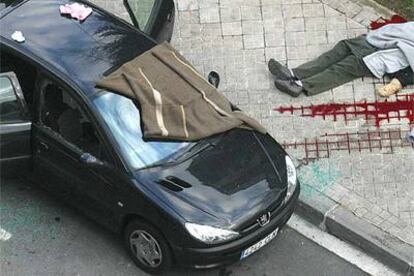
[177,0,198,11]
[179,23,202,38]
[332,83,354,101]
[305,31,327,45]
[326,15,347,30]
[262,5,283,20]
[282,4,303,18]
[305,17,326,31]
[200,5,220,23]
[323,4,343,17]
[243,34,265,49]
[263,18,285,34]
[201,23,222,38]
[352,7,382,27]
[242,20,264,35]
[347,18,364,29]
[286,31,307,46]
[198,0,218,8]
[327,29,347,44]
[221,0,260,6]
[283,0,311,4]
[285,17,305,32]
[337,0,362,18]
[287,46,309,60]
[302,3,325,18]
[265,47,287,62]
[241,6,262,21]
[262,0,283,5]
[222,22,243,36]
[220,6,241,23]
[223,35,244,49]
[178,10,200,24]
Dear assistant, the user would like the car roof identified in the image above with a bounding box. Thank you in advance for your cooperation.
[0,0,156,97]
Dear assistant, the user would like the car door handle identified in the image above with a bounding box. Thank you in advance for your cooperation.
[38,141,49,151]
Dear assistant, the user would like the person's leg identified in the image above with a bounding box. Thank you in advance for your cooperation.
[292,40,352,79]
[292,35,377,80]
[269,39,353,80]
[301,54,372,95]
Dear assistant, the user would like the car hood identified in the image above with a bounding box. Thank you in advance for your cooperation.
[133,129,288,229]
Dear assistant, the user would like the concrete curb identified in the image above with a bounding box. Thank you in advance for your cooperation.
[295,185,414,275]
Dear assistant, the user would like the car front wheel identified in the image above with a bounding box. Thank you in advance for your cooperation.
[124,220,172,274]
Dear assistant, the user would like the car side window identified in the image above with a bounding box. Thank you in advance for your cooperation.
[125,0,156,32]
[0,73,26,124]
[40,82,109,161]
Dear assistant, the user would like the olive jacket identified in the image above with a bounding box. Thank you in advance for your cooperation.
[96,42,266,141]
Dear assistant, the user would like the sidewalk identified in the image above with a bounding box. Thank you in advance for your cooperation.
[92,0,413,273]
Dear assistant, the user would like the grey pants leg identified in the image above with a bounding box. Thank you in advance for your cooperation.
[293,40,352,79]
[300,55,373,95]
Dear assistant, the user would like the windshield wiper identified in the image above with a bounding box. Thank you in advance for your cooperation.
[138,133,226,171]
[137,159,177,171]
[173,132,230,161]
[173,141,214,162]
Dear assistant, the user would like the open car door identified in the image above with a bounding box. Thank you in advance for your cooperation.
[124,0,175,43]
[0,72,31,174]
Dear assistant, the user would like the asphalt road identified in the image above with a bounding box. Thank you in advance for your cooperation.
[1,177,368,276]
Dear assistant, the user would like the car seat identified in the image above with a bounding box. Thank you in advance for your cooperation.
[57,108,83,144]
[42,84,69,131]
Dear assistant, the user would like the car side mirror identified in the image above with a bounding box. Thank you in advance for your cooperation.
[208,71,220,88]
[80,152,105,167]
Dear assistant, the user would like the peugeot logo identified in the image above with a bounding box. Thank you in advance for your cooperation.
[257,212,271,227]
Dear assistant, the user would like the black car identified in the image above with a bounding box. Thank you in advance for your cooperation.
[0,0,300,274]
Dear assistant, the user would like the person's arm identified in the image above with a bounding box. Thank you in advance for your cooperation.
[377,67,413,97]
[391,67,413,87]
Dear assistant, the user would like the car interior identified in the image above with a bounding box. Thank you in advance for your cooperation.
[0,50,37,113]
[40,80,102,157]
[0,50,104,159]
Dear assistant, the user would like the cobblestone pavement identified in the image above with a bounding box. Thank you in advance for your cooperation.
[90,0,414,246]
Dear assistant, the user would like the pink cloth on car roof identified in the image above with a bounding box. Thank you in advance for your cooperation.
[60,3,92,21]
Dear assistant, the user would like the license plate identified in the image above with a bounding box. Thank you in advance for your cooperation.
[240,228,279,260]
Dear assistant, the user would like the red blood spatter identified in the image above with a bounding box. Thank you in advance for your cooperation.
[274,94,414,127]
[282,128,414,163]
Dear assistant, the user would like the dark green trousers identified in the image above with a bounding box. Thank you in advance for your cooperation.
[292,36,377,95]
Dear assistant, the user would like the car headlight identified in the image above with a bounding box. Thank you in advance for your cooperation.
[185,223,239,244]
[284,155,297,203]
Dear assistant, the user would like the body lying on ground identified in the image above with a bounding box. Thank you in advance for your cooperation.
[268,21,414,98]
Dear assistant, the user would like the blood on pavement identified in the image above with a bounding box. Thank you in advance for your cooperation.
[274,94,414,127]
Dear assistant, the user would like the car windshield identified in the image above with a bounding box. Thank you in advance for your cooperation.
[93,92,190,170]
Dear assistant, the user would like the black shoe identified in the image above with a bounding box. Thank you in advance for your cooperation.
[268,59,294,80]
[274,79,303,97]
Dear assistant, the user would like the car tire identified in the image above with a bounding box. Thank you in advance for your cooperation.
[124,219,172,274]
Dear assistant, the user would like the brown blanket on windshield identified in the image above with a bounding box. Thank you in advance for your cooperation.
[96,42,266,141]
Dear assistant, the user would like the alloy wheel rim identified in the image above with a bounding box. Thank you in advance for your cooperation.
[129,230,163,268]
